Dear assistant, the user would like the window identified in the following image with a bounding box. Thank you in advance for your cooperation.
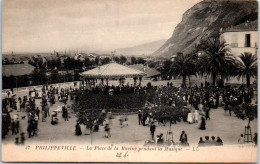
[231,34,238,47]
[230,43,238,47]
[245,34,251,47]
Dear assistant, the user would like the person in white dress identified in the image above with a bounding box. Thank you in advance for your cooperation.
[194,110,199,123]
[16,99,20,112]
[187,110,194,124]
[219,95,223,106]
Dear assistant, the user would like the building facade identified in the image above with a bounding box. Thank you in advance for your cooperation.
[221,20,258,85]
[221,20,258,58]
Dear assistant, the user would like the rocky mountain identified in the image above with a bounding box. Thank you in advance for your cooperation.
[152,0,258,58]
[116,39,167,56]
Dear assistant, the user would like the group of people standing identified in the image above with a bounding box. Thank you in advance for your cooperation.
[2,82,79,143]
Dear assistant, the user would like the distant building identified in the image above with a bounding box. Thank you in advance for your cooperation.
[144,56,153,62]
[129,64,161,80]
[222,20,258,58]
[74,53,87,61]
[88,53,96,61]
[3,64,35,77]
[2,64,35,89]
[99,55,111,59]
[2,56,23,65]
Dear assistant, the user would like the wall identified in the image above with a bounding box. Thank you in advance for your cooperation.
[222,30,258,58]
[2,81,81,95]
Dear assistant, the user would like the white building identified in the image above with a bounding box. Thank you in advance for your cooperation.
[221,20,258,58]
[221,20,258,85]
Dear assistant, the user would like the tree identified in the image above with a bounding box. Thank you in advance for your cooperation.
[31,68,47,85]
[233,103,257,143]
[65,72,73,82]
[153,106,183,131]
[84,57,91,67]
[3,75,15,89]
[114,57,120,63]
[101,57,110,65]
[95,57,100,66]
[171,53,197,87]
[47,60,56,70]
[74,107,103,131]
[147,61,157,68]
[119,56,127,64]
[137,57,146,64]
[51,70,58,83]
[161,60,172,80]
[56,58,62,70]
[131,57,137,64]
[237,52,257,87]
[196,34,236,86]
[74,104,104,144]
[233,104,257,127]
[63,57,72,70]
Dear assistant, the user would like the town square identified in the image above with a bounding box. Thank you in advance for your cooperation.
[1,0,258,162]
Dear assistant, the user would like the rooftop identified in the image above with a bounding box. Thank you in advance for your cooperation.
[3,64,35,77]
[129,64,161,78]
[224,20,258,32]
[80,62,146,78]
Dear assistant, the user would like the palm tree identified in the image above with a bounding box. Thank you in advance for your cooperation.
[171,53,197,88]
[196,34,236,86]
[237,52,257,87]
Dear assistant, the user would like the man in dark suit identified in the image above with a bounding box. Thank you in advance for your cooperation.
[150,122,156,140]
[138,110,142,125]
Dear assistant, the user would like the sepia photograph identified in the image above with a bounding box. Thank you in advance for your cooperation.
[1,0,258,162]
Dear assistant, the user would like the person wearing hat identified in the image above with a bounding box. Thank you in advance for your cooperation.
[150,121,156,140]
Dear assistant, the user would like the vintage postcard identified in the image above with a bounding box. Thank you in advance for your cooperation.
[1,0,258,162]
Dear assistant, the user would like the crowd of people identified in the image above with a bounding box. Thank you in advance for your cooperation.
[138,82,257,147]
[157,82,255,109]
[78,82,147,95]
[2,83,77,142]
[1,79,258,147]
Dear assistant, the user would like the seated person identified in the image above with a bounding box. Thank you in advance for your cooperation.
[204,136,210,146]
[238,134,244,144]
[157,133,164,145]
[211,136,217,146]
[216,137,223,146]
[198,137,205,147]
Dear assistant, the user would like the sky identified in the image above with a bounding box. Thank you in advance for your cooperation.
[3,0,202,54]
